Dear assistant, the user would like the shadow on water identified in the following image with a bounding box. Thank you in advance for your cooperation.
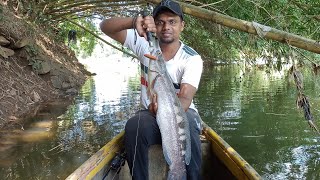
[0,57,141,179]
[0,100,70,168]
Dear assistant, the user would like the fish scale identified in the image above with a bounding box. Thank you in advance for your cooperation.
[146,40,191,180]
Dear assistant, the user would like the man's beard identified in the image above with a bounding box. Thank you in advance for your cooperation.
[159,37,174,44]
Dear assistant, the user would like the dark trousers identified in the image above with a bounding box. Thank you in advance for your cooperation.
[125,109,202,180]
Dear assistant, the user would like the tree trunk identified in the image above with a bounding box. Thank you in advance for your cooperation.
[147,0,320,54]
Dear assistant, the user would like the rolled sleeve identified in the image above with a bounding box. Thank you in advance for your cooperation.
[181,55,203,89]
[123,29,148,60]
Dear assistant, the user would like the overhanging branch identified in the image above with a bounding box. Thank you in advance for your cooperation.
[146,0,320,54]
[65,18,137,59]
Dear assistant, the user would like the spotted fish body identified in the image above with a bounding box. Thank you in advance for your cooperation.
[147,41,191,180]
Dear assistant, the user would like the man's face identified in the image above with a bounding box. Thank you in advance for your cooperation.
[154,11,184,44]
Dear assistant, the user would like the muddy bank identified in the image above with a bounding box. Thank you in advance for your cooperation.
[0,4,91,129]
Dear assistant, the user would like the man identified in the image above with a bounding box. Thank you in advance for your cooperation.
[100,0,203,179]
[67,29,77,46]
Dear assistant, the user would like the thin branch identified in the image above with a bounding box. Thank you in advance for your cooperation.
[290,0,320,22]
[199,0,226,8]
[47,0,139,14]
[49,2,143,20]
[243,0,272,18]
[183,0,227,15]
[65,18,137,59]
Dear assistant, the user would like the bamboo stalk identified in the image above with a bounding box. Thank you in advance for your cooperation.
[146,0,320,54]
[51,3,141,20]
[47,0,134,14]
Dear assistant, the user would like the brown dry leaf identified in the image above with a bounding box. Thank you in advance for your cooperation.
[0,46,14,58]
[8,116,18,121]
[12,38,30,49]
[0,36,10,46]
[32,90,41,102]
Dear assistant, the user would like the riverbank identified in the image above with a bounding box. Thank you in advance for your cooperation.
[0,4,91,129]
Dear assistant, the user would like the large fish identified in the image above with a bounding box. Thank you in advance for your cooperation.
[145,40,191,180]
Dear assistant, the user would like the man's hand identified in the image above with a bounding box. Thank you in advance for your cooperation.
[135,15,157,40]
[148,94,158,115]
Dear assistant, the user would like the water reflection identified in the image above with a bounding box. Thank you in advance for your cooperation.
[0,52,141,179]
[265,145,320,179]
[1,58,320,179]
[196,64,320,179]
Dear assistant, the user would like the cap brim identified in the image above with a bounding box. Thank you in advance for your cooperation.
[153,6,183,20]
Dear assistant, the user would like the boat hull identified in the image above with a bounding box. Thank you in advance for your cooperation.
[66,125,261,180]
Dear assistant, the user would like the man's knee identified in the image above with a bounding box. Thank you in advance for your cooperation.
[125,110,156,135]
[125,116,138,133]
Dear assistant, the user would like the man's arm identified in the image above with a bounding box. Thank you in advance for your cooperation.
[100,16,156,44]
[178,83,197,112]
[179,55,203,112]
[100,17,133,45]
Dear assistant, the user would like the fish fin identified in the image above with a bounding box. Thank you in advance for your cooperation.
[162,145,172,166]
[184,118,192,165]
[168,170,187,180]
[184,138,191,165]
[147,74,161,100]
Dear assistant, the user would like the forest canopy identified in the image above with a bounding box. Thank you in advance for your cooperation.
[9,0,320,67]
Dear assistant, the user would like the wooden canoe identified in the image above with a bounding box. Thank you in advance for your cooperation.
[66,123,262,180]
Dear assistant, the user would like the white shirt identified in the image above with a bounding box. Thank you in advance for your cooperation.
[124,29,203,111]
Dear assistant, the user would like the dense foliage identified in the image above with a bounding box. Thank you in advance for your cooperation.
[56,19,98,58]
[8,0,319,66]
[182,0,319,66]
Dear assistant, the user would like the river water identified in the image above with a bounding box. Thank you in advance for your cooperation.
[197,65,320,179]
[0,51,319,179]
